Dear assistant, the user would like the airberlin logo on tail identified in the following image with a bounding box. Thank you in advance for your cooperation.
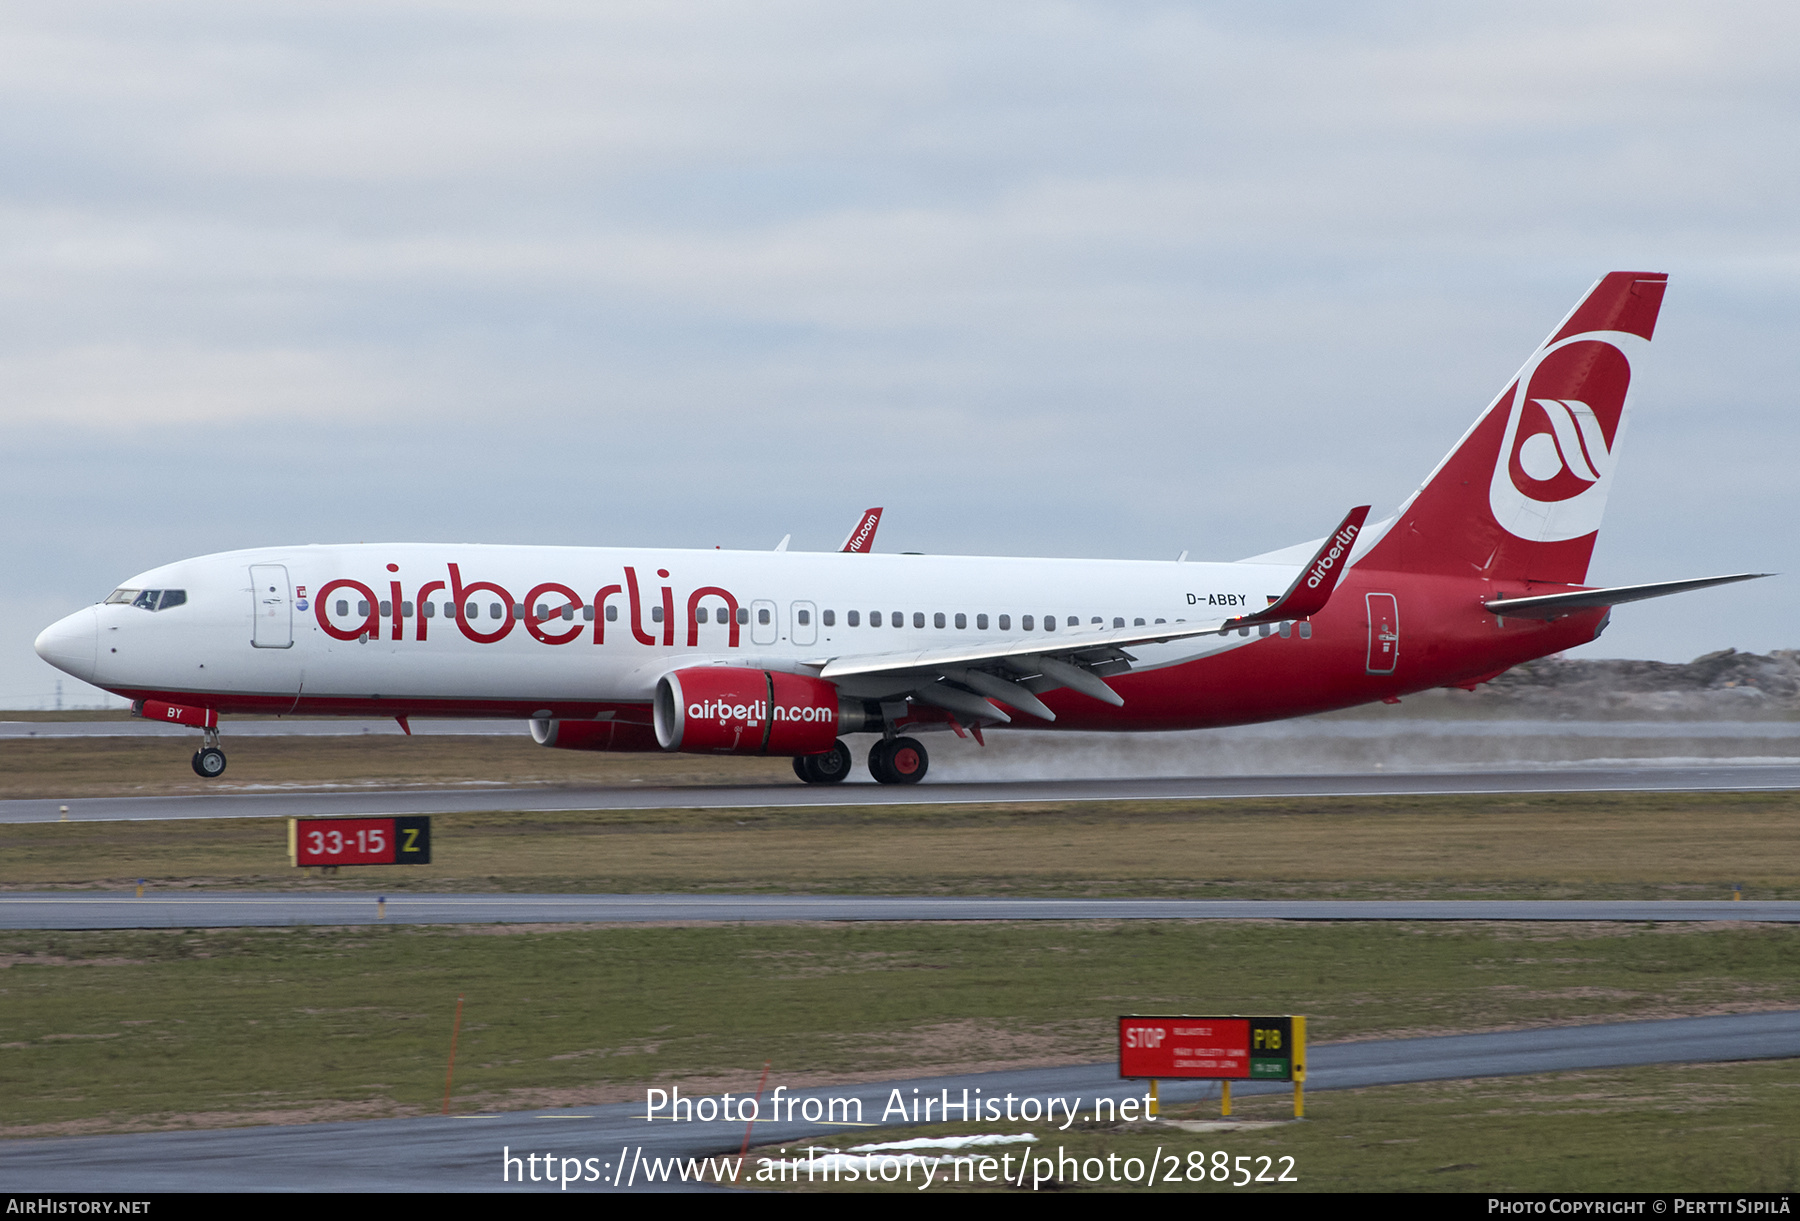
[1489,330,1644,544]
[1304,522,1361,590]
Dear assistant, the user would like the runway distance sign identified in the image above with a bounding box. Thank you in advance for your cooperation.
[1118,1016,1300,1081]
[289,816,432,867]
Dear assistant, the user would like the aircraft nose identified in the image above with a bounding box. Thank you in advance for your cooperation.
[34,606,99,683]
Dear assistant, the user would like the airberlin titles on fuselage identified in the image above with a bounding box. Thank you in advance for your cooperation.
[311,560,1251,648]
[314,564,743,648]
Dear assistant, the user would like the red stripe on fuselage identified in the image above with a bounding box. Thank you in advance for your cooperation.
[106,571,1600,733]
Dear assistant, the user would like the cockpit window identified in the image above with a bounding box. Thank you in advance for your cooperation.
[110,589,187,611]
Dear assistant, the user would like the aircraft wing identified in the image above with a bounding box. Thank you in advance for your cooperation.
[810,507,1368,722]
[1484,572,1771,620]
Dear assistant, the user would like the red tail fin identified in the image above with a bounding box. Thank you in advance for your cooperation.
[1357,272,1667,585]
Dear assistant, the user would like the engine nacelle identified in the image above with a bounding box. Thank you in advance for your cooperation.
[529,718,660,752]
[654,667,859,755]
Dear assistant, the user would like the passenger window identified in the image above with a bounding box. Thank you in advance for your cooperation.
[892,611,902,627]
[848,610,860,627]
[510,604,523,620]
[1134,618,1145,626]
[336,600,348,617]
[1068,616,1078,627]
[1045,615,1057,631]
[976,614,988,630]
[1022,615,1034,630]
[1299,622,1313,639]
[608,605,620,622]
[757,608,771,625]
[465,603,477,619]
[736,607,749,625]
[652,606,665,623]
[583,605,594,621]
[822,610,835,627]
[357,600,370,616]
[402,601,413,617]
[913,612,925,629]
[954,613,966,629]
[423,602,435,619]
[999,615,1011,630]
[489,604,503,620]
[1112,617,1123,628]
[933,612,945,628]
[798,609,811,626]
[380,601,392,616]
[1155,618,1166,624]
[696,606,709,624]
[561,605,574,621]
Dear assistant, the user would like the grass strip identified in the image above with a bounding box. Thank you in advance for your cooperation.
[5,791,1799,900]
[743,1059,1800,1193]
[2,920,1796,1136]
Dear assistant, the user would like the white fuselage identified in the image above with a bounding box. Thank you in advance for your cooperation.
[38,543,1292,714]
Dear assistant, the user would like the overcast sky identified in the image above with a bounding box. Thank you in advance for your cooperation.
[2,2,1795,707]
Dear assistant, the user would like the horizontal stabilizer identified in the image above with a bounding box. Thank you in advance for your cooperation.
[1483,573,1771,620]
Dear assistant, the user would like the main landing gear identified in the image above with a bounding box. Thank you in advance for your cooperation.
[191,729,227,778]
[793,740,854,785]
[791,736,930,785]
[868,736,928,785]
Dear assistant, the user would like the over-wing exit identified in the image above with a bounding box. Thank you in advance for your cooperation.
[34,274,1765,784]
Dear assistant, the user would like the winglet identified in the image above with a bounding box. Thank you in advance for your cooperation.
[1226,505,1370,628]
[841,508,883,553]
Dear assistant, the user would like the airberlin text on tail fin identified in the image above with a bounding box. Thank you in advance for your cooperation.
[1357,272,1667,586]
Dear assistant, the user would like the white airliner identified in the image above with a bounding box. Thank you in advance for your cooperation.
[34,273,1764,784]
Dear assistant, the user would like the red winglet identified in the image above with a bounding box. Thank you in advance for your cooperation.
[840,508,883,553]
[1227,506,1370,627]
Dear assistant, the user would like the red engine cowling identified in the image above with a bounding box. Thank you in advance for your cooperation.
[654,667,847,755]
[529,718,660,752]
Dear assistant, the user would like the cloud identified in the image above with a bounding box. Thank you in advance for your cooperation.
[0,2,1796,702]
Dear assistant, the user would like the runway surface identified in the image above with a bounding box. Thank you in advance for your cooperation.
[5,762,1800,824]
[3,1010,1796,1192]
[6,892,1797,929]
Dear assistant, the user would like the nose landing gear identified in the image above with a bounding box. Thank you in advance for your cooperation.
[191,728,227,778]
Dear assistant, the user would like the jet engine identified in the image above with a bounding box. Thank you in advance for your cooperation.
[528,718,660,752]
[653,666,865,755]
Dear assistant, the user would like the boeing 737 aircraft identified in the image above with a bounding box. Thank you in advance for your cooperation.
[34,272,1764,784]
